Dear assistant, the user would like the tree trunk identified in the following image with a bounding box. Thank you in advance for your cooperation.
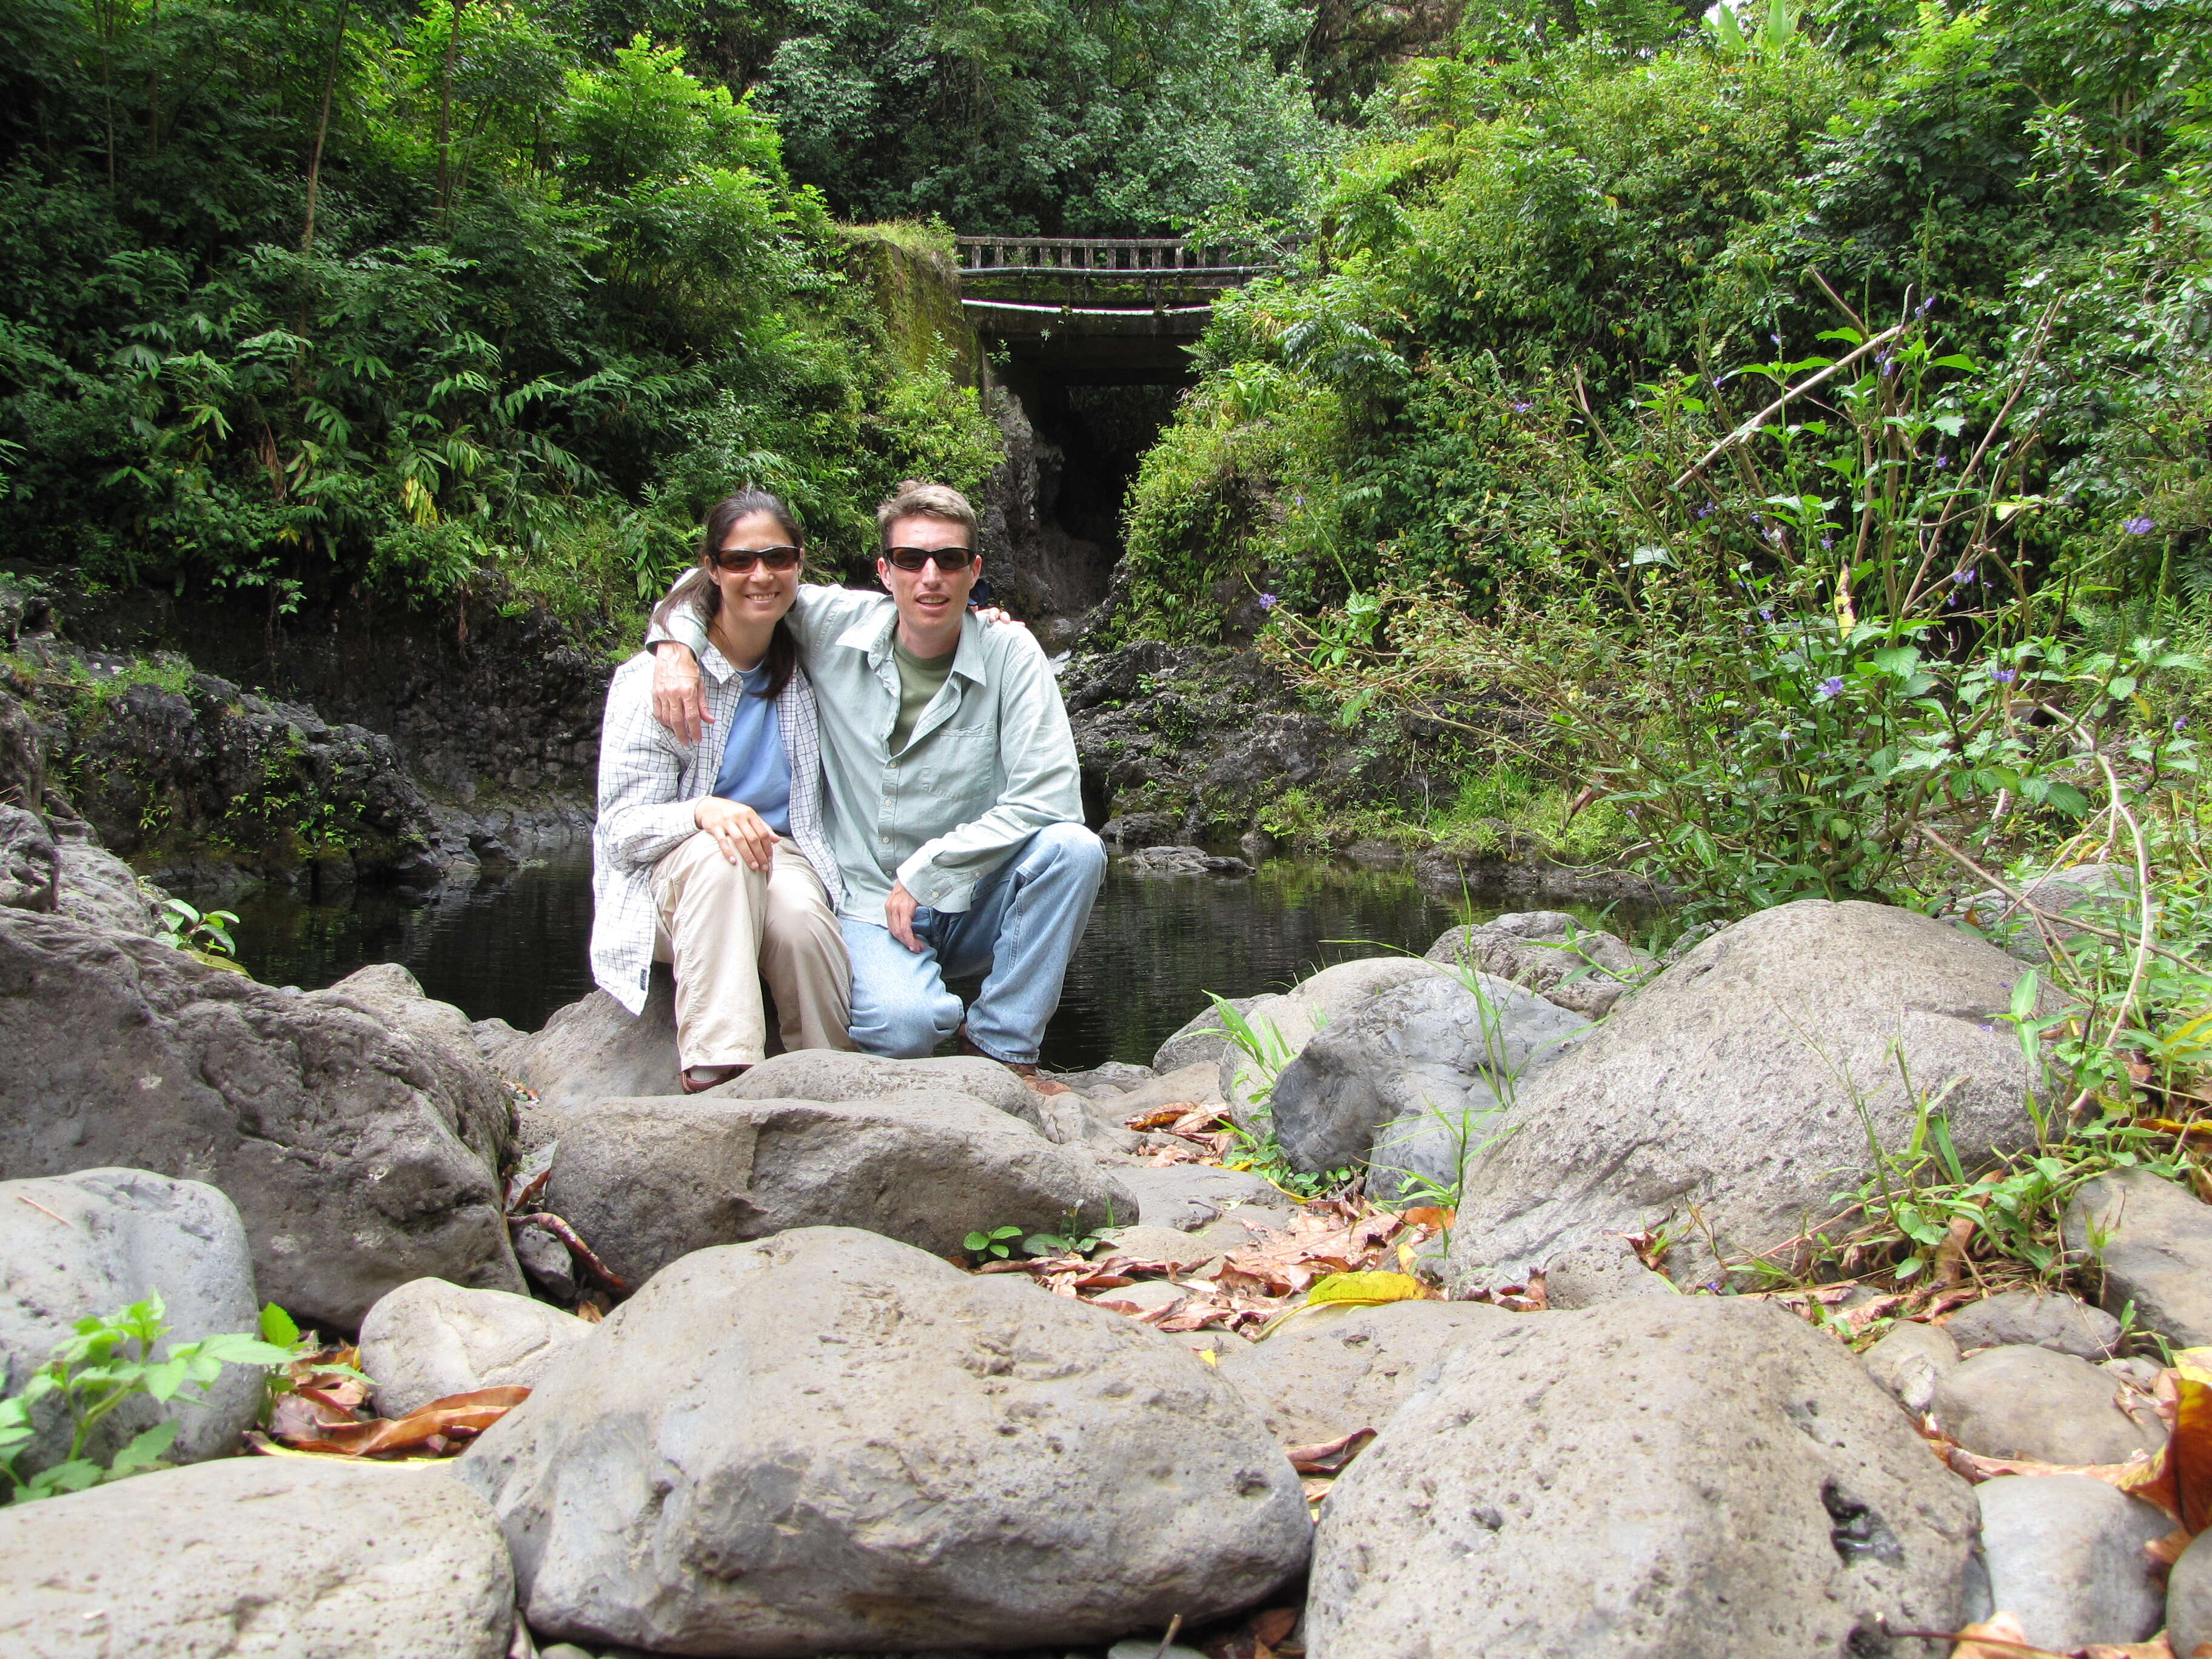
[301,0,350,254]
[435,0,468,220]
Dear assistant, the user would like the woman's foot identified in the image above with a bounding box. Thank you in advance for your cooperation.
[679,1063,747,1094]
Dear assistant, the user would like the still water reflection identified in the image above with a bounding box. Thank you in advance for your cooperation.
[227,847,1638,1071]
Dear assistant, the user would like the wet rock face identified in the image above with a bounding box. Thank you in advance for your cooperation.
[1307,1298,1977,1659]
[0,908,521,1330]
[458,1227,1311,1655]
[1062,642,1403,834]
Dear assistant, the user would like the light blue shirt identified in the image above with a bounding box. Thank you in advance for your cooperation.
[652,586,1085,925]
[712,663,792,836]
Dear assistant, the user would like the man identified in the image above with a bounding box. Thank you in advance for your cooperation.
[648,480,1104,1094]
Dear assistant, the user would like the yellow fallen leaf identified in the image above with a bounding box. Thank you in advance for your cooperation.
[1306,1271,1431,1307]
[1198,1348,1219,1367]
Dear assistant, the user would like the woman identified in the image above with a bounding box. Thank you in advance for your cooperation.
[591,491,854,1091]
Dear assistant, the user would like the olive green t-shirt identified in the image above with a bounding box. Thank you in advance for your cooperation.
[889,634,957,756]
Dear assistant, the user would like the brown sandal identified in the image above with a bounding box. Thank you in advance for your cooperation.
[955,1030,1070,1096]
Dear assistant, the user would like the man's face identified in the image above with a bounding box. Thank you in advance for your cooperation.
[877,515,980,641]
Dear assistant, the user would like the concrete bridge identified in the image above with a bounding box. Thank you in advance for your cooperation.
[956,236,1278,385]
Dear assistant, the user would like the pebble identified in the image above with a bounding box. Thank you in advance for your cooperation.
[1862,1321,1960,1415]
[2168,1527,2212,1659]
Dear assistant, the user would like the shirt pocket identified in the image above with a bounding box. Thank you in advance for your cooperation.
[920,729,997,821]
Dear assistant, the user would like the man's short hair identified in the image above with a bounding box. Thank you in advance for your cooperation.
[876,480,977,548]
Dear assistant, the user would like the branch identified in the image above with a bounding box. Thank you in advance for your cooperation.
[1672,323,1908,491]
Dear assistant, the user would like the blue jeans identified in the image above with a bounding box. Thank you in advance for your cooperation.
[841,823,1105,1064]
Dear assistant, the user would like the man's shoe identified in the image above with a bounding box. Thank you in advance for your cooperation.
[956,1030,1070,1095]
[680,1063,746,1094]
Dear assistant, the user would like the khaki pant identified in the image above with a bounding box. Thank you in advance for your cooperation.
[649,831,854,1069]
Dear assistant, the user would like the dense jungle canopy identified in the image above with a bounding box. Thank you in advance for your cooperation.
[0,0,2204,668]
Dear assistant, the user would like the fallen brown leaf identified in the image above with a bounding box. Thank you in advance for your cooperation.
[1124,1106,1195,1130]
[508,1212,629,1293]
[1284,1427,1374,1474]
[278,1386,530,1458]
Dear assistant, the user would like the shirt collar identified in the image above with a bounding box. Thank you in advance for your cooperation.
[697,639,741,685]
[840,608,989,686]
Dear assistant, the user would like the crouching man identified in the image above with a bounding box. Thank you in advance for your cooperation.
[648,480,1104,1094]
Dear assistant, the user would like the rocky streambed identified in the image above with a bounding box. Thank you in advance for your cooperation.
[4,814,2212,1658]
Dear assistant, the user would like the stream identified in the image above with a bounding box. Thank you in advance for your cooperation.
[227,848,1645,1071]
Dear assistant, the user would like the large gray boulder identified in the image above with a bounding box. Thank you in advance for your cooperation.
[0,804,58,912]
[53,831,166,936]
[1153,994,1257,1074]
[2063,1167,2212,1347]
[1307,1297,1977,1657]
[1960,863,2135,963]
[1425,910,1653,1016]
[0,1456,514,1657]
[545,1093,1140,1286]
[313,962,486,1082]
[718,1048,1035,1122]
[358,1278,591,1418]
[0,909,521,1330]
[1963,1474,2171,1651]
[1268,971,1587,1196]
[1215,1301,1515,1446]
[0,1167,260,1475]
[1106,1164,1290,1232]
[1218,957,1447,1126]
[458,1227,1310,1654]
[1447,899,2045,1290]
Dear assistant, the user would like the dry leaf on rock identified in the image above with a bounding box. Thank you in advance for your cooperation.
[268,1386,529,1459]
[1305,1271,1432,1307]
[1285,1428,1375,1474]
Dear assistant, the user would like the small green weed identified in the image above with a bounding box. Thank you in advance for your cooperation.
[962,1226,1023,1260]
[0,1293,293,1503]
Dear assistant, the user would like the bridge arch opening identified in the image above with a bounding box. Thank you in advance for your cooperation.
[956,236,1275,636]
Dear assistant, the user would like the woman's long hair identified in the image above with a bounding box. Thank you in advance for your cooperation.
[651,491,802,701]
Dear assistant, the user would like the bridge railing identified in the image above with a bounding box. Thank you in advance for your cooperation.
[954,235,1276,281]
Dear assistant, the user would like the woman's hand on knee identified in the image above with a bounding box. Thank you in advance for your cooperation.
[694,797,775,871]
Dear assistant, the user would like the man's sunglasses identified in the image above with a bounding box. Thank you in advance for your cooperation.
[882,545,976,572]
[709,545,802,572]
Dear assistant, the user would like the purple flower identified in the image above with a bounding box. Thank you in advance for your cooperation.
[1816,676,1845,700]
[2176,717,2190,732]
[1512,400,1532,412]
[1951,567,1977,584]
[1257,592,1278,610]
[1758,607,1774,621]
[1771,333,1782,347]
[1821,536,1834,550]
[1750,512,1763,526]
[1934,455,1950,469]
[1695,502,1715,520]
[1991,667,2017,685]
[1768,526,1785,543]
[2123,516,2155,535]
[1917,297,1935,317]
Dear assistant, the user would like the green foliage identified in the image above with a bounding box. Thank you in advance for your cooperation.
[0,1293,293,1503]
[155,897,246,973]
[961,1225,1023,1260]
[0,1,1000,618]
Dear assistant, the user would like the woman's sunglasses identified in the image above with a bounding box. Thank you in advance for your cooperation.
[882,545,976,572]
[710,544,802,572]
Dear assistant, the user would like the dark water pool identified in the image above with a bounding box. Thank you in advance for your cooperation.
[226,848,1640,1071]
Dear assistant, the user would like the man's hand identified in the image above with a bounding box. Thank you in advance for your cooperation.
[972,605,1026,631]
[652,642,709,745]
[885,880,923,952]
[694,796,775,872]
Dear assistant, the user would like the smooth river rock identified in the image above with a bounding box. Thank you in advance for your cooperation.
[1863,1321,1961,1416]
[1218,957,1447,1127]
[1424,910,1653,1016]
[458,1227,1310,1654]
[1943,1289,2120,1359]
[1306,1297,1977,1658]
[0,1456,515,1657]
[1446,899,2045,1290]
[545,1092,1139,1286]
[1931,1344,2168,1465]
[0,1167,260,1475]
[2063,1167,2212,1347]
[1963,1473,2171,1651]
[358,1277,591,1417]
[2170,1527,2212,1659]
[0,910,520,1329]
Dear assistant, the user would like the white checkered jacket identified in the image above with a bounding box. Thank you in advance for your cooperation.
[590,643,842,1015]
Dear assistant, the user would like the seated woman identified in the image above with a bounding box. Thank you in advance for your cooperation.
[591,491,853,1091]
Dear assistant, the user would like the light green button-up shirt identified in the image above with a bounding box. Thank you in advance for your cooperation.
[651,585,1085,924]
